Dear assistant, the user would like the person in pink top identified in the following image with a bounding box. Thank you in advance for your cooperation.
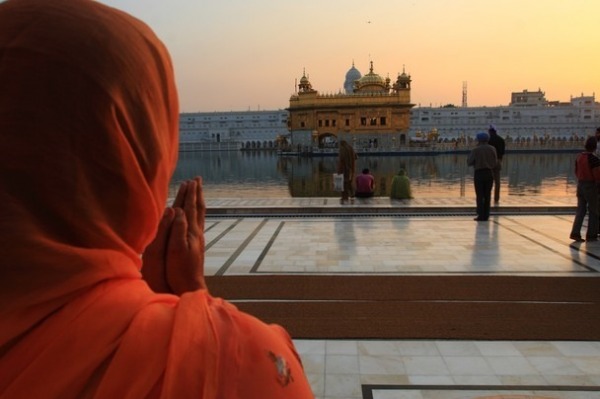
[355,168,375,198]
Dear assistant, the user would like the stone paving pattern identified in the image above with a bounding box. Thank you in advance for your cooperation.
[202,196,600,399]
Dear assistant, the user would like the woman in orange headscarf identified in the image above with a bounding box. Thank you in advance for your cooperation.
[0,1,313,398]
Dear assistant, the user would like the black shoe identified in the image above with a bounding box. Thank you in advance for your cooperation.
[474,217,488,221]
[586,236,598,242]
[570,234,585,242]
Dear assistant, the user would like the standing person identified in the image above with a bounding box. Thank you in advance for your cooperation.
[594,127,600,231]
[355,168,375,198]
[594,127,600,160]
[338,139,357,203]
[570,136,600,242]
[390,169,413,199]
[467,132,497,221]
[0,1,313,398]
[487,125,506,203]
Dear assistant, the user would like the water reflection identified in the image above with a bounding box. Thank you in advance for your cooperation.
[172,151,578,198]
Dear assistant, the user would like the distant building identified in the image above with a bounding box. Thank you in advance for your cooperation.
[409,89,600,141]
[510,88,548,107]
[287,62,414,151]
[178,110,288,151]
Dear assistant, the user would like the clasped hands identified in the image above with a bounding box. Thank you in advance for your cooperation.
[142,177,207,295]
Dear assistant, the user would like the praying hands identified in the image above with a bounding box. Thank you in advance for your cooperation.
[143,177,207,295]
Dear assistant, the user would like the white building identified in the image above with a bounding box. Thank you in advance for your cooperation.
[179,110,288,151]
[409,90,599,141]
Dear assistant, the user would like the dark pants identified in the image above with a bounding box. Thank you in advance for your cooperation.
[571,180,599,239]
[474,169,493,220]
[492,159,502,202]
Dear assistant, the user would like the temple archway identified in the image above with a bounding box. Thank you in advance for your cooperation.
[317,132,338,149]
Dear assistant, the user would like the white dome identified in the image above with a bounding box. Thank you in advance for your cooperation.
[343,63,361,94]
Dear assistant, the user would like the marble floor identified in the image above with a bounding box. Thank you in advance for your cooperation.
[204,197,600,399]
[295,339,600,399]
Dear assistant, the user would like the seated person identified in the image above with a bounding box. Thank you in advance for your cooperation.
[390,169,413,199]
[355,168,375,198]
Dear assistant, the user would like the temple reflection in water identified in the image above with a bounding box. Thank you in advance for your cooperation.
[172,151,577,199]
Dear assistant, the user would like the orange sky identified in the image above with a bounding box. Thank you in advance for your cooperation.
[100,0,600,112]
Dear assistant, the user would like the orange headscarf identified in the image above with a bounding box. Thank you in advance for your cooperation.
[0,1,312,398]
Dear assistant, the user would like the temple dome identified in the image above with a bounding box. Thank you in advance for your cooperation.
[358,72,385,86]
[354,61,389,93]
[343,62,362,94]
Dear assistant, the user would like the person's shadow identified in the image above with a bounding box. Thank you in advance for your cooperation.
[470,219,500,271]
[334,220,356,270]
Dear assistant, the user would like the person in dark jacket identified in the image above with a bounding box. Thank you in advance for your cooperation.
[467,132,497,221]
[487,125,505,203]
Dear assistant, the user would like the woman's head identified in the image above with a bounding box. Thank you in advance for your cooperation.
[0,0,181,316]
[0,0,179,255]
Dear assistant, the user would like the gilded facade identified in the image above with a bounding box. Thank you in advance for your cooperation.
[288,61,413,151]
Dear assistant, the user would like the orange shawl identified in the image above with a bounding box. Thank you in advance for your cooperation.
[0,1,312,398]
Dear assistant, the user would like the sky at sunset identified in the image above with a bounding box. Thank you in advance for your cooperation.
[98,0,600,113]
